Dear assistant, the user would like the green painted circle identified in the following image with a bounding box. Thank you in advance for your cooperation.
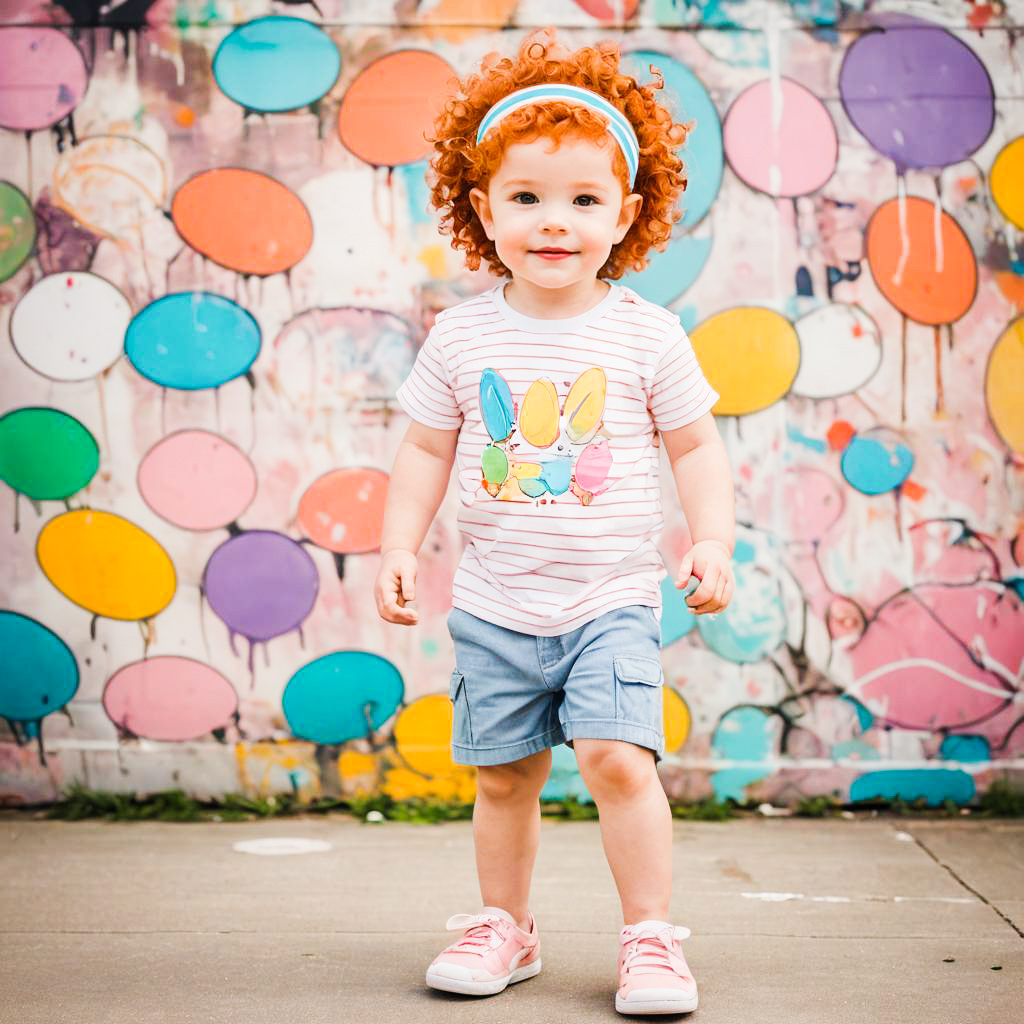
[0,407,99,500]
[0,183,36,284]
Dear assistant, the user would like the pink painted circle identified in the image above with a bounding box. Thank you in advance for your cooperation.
[0,28,88,132]
[784,467,844,542]
[103,657,238,741]
[723,78,837,198]
[138,430,257,531]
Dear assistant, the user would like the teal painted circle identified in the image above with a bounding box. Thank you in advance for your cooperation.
[0,611,79,721]
[622,231,712,306]
[125,292,261,391]
[213,17,341,113]
[939,735,990,763]
[850,769,975,807]
[540,742,593,803]
[710,705,775,802]
[621,51,723,229]
[660,575,697,645]
[696,562,785,663]
[841,430,914,495]
[282,651,404,744]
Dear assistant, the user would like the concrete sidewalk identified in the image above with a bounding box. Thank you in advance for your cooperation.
[1,814,1021,1024]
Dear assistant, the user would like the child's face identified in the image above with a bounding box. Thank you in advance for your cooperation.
[470,135,641,307]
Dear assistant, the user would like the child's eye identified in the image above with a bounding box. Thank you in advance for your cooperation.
[574,195,600,207]
[512,192,538,204]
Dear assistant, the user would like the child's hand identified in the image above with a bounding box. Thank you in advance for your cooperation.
[375,549,419,625]
[675,540,734,615]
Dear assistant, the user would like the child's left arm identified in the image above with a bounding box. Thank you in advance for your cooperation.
[660,412,735,615]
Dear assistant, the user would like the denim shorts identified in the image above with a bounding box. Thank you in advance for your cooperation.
[446,604,665,767]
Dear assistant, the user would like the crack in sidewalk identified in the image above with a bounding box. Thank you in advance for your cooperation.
[904,828,1023,940]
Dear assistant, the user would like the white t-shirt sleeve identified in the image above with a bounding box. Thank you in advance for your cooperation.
[648,323,719,432]
[395,326,463,430]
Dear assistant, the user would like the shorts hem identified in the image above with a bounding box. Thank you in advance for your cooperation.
[452,727,566,767]
[562,719,665,757]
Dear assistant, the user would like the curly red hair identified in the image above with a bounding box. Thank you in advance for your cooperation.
[428,34,689,279]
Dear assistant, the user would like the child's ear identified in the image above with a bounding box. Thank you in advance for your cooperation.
[470,188,495,240]
[614,193,643,243]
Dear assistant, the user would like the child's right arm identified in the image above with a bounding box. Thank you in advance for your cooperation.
[374,420,459,625]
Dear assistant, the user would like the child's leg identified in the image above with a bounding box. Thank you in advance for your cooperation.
[473,747,553,929]
[572,738,671,924]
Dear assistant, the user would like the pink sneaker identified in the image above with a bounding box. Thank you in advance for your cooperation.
[616,921,698,1015]
[425,906,541,996]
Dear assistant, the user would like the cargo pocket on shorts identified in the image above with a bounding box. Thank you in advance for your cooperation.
[449,670,473,746]
[613,655,664,725]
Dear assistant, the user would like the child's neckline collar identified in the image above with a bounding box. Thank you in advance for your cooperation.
[492,281,624,333]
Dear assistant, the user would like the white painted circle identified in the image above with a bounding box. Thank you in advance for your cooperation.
[11,272,130,381]
[792,303,881,399]
[232,837,333,856]
[52,135,167,240]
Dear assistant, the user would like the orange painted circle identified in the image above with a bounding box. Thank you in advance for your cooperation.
[865,197,977,325]
[297,467,389,554]
[337,50,455,167]
[171,168,313,276]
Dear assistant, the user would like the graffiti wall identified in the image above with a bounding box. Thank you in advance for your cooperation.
[1,0,1021,808]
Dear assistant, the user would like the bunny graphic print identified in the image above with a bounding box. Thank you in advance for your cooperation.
[394,284,718,635]
[479,366,612,505]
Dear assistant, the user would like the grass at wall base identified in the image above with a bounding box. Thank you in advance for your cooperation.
[27,779,1024,824]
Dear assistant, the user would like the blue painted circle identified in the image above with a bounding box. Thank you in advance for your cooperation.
[660,575,697,646]
[282,651,404,745]
[622,231,712,306]
[939,735,990,763]
[841,431,914,495]
[0,611,79,721]
[850,769,975,807]
[697,562,786,663]
[621,51,723,229]
[709,706,775,802]
[125,292,261,391]
[212,17,341,113]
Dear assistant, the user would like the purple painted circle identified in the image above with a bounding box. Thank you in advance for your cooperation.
[203,530,319,642]
[0,28,88,132]
[839,23,993,171]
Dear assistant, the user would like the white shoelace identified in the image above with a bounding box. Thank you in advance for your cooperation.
[620,924,692,976]
[444,913,510,953]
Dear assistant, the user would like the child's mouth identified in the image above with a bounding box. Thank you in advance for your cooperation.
[532,248,576,260]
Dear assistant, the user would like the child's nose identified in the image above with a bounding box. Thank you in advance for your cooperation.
[539,216,569,233]
[538,204,571,232]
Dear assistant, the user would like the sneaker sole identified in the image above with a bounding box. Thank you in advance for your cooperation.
[425,957,541,996]
[615,992,699,1015]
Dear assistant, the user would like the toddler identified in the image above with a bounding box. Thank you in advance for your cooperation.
[374,32,735,1016]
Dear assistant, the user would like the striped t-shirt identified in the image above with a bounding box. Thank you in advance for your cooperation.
[395,283,719,636]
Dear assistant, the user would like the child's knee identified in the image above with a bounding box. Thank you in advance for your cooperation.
[476,751,550,801]
[574,739,655,797]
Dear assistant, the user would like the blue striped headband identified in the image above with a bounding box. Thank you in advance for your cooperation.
[476,84,640,188]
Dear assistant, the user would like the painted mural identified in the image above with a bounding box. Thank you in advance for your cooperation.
[0,0,1022,809]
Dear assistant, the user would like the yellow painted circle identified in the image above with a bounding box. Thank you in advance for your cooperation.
[663,687,691,753]
[393,694,456,776]
[691,307,800,415]
[991,138,1024,230]
[985,317,1024,454]
[338,750,377,791]
[37,509,176,620]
